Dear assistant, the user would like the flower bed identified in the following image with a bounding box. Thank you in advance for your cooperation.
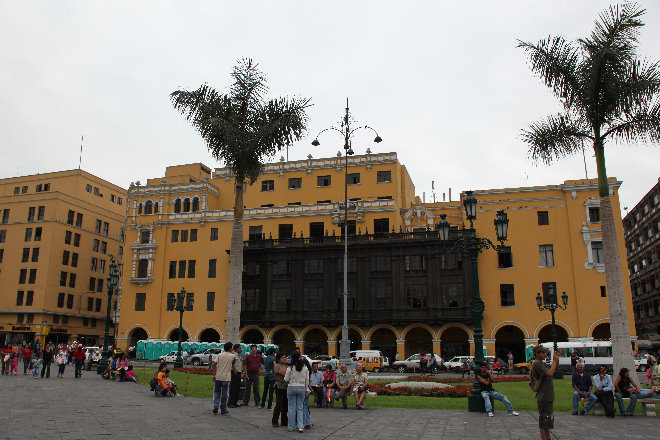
[404,376,528,384]
[372,382,471,398]
[173,367,213,374]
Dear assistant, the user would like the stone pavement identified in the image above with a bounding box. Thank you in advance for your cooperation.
[0,372,657,440]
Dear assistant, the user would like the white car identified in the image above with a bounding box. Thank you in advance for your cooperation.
[391,354,444,373]
[158,351,188,364]
[635,354,651,372]
[83,346,102,363]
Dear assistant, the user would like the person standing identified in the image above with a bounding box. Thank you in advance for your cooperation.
[73,345,85,379]
[476,361,519,416]
[531,345,559,440]
[41,346,53,378]
[571,363,597,415]
[284,351,309,433]
[55,348,67,378]
[260,348,276,410]
[271,353,289,427]
[9,345,19,375]
[1,344,12,375]
[228,345,243,408]
[593,366,616,418]
[570,352,579,374]
[507,351,514,376]
[211,342,234,415]
[21,345,32,375]
[329,356,338,370]
[309,362,324,408]
[243,345,264,407]
[419,352,428,375]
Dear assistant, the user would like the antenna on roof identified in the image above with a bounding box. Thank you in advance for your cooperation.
[79,135,84,170]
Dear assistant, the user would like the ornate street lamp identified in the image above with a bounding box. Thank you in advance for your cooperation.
[97,256,119,374]
[536,289,568,379]
[438,192,509,412]
[170,287,194,368]
[311,98,382,366]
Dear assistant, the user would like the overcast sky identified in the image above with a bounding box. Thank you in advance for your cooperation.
[1,1,658,215]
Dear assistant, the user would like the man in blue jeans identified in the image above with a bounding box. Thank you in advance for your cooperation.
[572,362,597,414]
[211,342,235,415]
[477,361,519,417]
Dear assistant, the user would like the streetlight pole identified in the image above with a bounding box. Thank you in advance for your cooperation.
[172,287,193,369]
[536,290,568,379]
[97,256,119,374]
[311,98,382,365]
[437,193,510,412]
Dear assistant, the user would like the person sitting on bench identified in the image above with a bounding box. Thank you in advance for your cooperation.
[572,363,597,415]
[614,367,640,416]
[593,366,616,418]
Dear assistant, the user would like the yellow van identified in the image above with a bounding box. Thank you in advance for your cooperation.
[359,356,384,373]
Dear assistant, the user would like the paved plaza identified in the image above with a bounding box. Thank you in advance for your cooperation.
[0,372,657,440]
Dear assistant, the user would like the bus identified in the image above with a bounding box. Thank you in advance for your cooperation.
[534,341,613,374]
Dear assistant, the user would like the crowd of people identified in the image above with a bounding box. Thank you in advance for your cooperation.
[208,343,371,433]
[0,341,92,379]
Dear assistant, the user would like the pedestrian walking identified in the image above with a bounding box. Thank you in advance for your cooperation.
[73,344,85,378]
[21,345,32,375]
[41,346,53,378]
[271,353,289,427]
[1,344,12,375]
[531,345,559,440]
[210,342,234,415]
[260,348,276,409]
[228,344,243,408]
[284,351,309,433]
[56,348,67,378]
[507,351,514,376]
[243,344,264,407]
[31,354,42,378]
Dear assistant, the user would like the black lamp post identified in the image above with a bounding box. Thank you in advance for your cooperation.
[96,256,119,374]
[311,98,381,365]
[169,287,193,368]
[536,289,568,379]
[437,192,509,412]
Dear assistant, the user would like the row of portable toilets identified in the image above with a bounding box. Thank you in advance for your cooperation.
[135,340,279,361]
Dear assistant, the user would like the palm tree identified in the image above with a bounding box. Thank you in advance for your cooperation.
[171,59,311,343]
[519,3,660,380]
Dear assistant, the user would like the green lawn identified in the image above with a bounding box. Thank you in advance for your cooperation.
[134,367,658,414]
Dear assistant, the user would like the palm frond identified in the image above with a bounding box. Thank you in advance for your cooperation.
[611,59,660,118]
[517,36,581,106]
[605,98,660,144]
[579,3,645,62]
[522,114,592,165]
[230,58,268,121]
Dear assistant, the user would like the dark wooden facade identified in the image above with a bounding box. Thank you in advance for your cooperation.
[240,230,473,328]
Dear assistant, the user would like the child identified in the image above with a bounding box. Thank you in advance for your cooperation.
[32,355,42,379]
[125,365,139,383]
[55,350,67,378]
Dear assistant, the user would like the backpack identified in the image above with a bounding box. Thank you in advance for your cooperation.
[529,361,542,392]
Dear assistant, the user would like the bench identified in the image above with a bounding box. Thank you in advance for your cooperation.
[581,397,658,416]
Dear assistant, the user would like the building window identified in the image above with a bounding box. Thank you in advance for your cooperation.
[62,250,70,265]
[181,230,188,242]
[19,269,27,284]
[73,233,80,247]
[166,293,176,311]
[178,260,186,278]
[248,225,263,241]
[31,248,39,262]
[317,175,331,187]
[86,184,92,193]
[2,209,10,223]
[139,202,144,214]
[304,259,324,274]
[183,198,191,212]
[0,249,3,263]
[370,255,391,272]
[373,218,390,235]
[89,277,96,291]
[171,230,179,242]
[91,258,98,271]
[207,292,215,311]
[91,318,96,328]
[242,288,261,311]
[309,222,324,238]
[34,227,42,241]
[541,282,558,304]
[169,261,176,279]
[272,260,290,276]
[144,201,153,214]
[406,284,427,308]
[95,220,102,234]
[135,292,146,311]
[97,279,103,293]
[57,293,65,308]
[591,241,604,264]
[28,269,37,284]
[537,211,549,226]
[118,247,123,259]
[288,178,302,189]
[589,207,600,223]
[102,222,109,237]
[26,291,33,306]
[14,187,19,195]
[539,244,554,267]
[65,230,72,245]
[404,255,426,271]
[17,314,24,324]
[192,197,200,212]
[16,291,24,306]
[93,186,99,196]
[137,259,149,278]
[346,173,361,185]
[262,180,274,191]
[37,206,45,221]
[279,224,293,239]
[22,248,30,262]
[0,230,5,243]
[210,228,218,241]
[190,229,198,242]
[28,207,35,222]
[376,170,392,183]
[100,241,107,254]
[174,199,181,213]
[87,297,94,311]
[497,246,513,268]
[68,273,76,288]
[600,286,607,297]
[71,252,78,267]
[188,260,196,278]
[140,230,150,244]
[66,294,74,309]
[75,213,83,227]
[154,202,159,213]
[208,259,216,278]
[21,186,27,194]
[25,228,32,242]
[93,239,100,252]
[500,284,515,306]
[95,298,101,312]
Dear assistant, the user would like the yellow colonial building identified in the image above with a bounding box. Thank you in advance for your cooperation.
[116,152,636,362]
[0,170,126,347]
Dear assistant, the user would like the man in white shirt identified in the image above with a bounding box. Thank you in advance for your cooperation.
[211,342,234,415]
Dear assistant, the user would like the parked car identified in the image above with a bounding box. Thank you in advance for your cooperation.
[189,348,223,366]
[635,354,650,372]
[158,351,189,364]
[83,346,102,364]
[445,356,473,372]
[391,353,443,373]
[312,355,333,369]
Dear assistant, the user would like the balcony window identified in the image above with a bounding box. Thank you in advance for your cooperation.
[539,244,554,267]
[262,180,274,191]
[317,175,331,187]
[346,173,360,185]
[288,178,302,189]
[497,246,513,268]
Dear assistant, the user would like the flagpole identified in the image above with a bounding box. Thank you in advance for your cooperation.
[79,135,83,170]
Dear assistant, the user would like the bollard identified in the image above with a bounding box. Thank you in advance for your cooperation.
[184,370,190,397]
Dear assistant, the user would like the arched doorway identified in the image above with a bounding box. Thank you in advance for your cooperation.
[538,325,569,344]
[404,327,433,357]
[335,328,362,353]
[272,328,296,355]
[441,327,470,359]
[495,325,525,363]
[199,328,221,343]
[169,328,189,342]
[371,327,397,363]
[303,328,328,357]
[242,328,265,344]
[592,323,611,340]
[129,327,148,348]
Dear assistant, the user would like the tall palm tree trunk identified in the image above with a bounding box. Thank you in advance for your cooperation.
[225,179,244,343]
[595,144,637,384]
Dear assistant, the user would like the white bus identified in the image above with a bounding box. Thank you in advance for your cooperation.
[536,341,612,374]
